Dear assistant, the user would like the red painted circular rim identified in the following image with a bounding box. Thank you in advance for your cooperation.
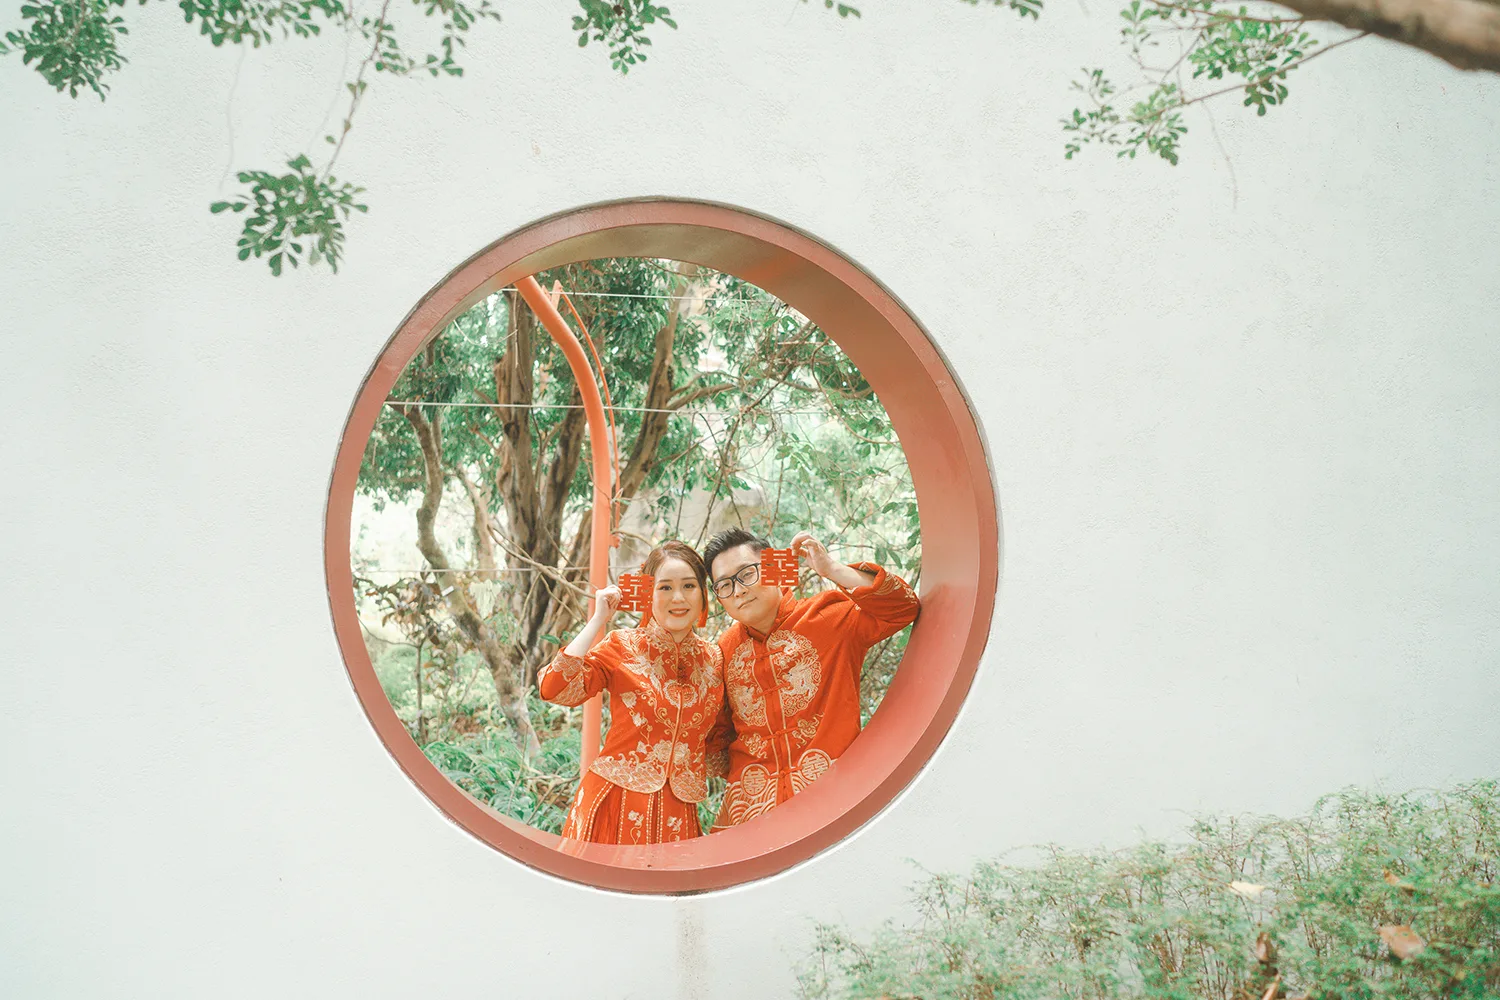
[324,199,1000,893]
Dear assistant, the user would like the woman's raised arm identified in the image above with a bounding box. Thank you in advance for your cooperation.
[538,585,623,707]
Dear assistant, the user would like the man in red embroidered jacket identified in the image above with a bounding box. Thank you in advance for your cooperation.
[702,527,919,829]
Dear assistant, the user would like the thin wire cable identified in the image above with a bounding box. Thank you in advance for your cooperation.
[497,287,773,304]
[355,566,591,574]
[355,542,895,577]
[383,399,832,416]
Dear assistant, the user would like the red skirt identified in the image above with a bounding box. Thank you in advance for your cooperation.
[561,771,703,844]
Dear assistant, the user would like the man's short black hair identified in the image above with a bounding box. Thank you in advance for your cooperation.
[703,527,771,580]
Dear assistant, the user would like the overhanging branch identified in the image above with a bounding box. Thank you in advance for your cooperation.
[1273,0,1500,71]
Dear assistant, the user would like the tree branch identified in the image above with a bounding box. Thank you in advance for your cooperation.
[456,467,499,578]
[486,523,593,600]
[614,263,701,505]
[667,381,739,410]
[1139,30,1372,122]
[1270,0,1500,71]
[324,0,393,180]
[400,404,541,758]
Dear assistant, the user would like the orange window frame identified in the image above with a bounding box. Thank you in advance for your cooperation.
[324,199,1000,894]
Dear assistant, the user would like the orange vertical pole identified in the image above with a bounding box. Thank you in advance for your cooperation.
[514,275,614,771]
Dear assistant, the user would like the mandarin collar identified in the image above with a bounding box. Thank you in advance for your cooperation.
[644,615,697,649]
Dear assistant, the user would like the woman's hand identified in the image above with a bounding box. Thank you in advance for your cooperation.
[563,584,622,657]
[593,584,622,621]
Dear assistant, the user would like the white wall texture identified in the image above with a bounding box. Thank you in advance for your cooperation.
[3,1,1498,996]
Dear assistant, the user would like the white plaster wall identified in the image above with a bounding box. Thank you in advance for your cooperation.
[3,1,1498,996]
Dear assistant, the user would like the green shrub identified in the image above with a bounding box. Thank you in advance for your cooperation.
[798,781,1499,1000]
[699,776,727,834]
[422,728,582,834]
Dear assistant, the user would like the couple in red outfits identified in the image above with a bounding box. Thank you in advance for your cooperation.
[536,528,920,845]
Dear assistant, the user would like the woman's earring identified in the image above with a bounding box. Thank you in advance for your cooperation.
[697,603,708,628]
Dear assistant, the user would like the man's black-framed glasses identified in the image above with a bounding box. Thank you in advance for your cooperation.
[712,562,762,600]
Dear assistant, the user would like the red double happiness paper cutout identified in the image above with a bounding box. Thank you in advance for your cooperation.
[759,548,800,590]
[615,573,653,613]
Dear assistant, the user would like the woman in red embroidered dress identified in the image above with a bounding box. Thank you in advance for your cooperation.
[538,541,726,844]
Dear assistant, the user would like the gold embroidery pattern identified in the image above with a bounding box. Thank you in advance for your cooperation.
[726,642,767,726]
[560,781,701,845]
[720,748,836,827]
[726,628,821,725]
[539,652,590,705]
[722,762,778,827]
[590,737,674,793]
[618,629,670,682]
[741,731,770,759]
[790,748,833,793]
[705,744,729,780]
[791,714,821,751]
[873,572,917,601]
[768,630,821,717]
[667,738,707,801]
[585,623,724,804]
[562,778,612,840]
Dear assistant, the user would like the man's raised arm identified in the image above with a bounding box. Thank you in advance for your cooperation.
[790,531,919,646]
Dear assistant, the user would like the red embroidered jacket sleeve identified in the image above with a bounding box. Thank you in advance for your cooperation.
[838,561,921,648]
[537,630,623,707]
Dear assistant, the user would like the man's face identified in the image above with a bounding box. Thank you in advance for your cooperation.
[710,544,782,628]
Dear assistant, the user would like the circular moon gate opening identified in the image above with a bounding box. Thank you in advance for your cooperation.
[325,200,999,893]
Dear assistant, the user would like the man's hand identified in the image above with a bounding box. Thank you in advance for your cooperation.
[790,531,837,578]
[791,531,874,591]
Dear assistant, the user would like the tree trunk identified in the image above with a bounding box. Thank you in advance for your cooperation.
[489,302,593,688]
[458,471,498,580]
[615,264,700,507]
[401,403,542,758]
[1276,0,1500,72]
[480,264,720,691]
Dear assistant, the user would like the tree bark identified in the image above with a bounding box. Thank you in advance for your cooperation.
[615,264,700,506]
[1276,0,1500,72]
[490,303,592,688]
[458,470,498,580]
[480,265,727,691]
[400,403,542,758]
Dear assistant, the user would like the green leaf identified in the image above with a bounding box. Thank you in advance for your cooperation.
[214,155,365,275]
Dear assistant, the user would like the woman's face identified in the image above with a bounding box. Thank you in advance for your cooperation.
[652,556,704,631]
